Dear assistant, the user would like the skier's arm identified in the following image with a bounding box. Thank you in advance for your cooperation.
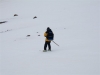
[44,32,47,37]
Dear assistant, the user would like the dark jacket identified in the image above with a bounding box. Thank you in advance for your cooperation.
[44,27,54,41]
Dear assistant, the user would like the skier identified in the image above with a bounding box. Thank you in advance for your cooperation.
[43,27,54,52]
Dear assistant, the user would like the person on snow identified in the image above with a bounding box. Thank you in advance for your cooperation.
[43,27,54,52]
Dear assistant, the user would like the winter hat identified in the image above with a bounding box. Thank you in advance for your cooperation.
[47,27,50,30]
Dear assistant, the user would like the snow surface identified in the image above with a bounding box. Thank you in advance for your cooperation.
[0,0,100,75]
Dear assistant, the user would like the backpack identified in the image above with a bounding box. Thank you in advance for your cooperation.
[46,30,54,41]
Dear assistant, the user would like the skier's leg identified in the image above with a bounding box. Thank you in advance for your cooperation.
[48,41,51,50]
[44,41,47,50]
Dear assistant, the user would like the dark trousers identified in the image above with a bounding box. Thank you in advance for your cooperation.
[44,41,51,50]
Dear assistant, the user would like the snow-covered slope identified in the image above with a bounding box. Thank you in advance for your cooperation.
[0,0,99,75]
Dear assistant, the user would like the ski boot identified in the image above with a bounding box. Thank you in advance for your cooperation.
[43,50,47,52]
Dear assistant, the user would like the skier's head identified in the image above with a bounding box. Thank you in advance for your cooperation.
[46,27,52,32]
[47,27,50,31]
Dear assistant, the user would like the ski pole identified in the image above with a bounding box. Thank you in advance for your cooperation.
[52,41,59,46]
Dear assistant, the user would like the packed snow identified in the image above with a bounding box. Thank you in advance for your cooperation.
[0,0,99,75]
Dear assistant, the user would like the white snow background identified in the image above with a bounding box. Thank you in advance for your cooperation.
[0,0,100,75]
